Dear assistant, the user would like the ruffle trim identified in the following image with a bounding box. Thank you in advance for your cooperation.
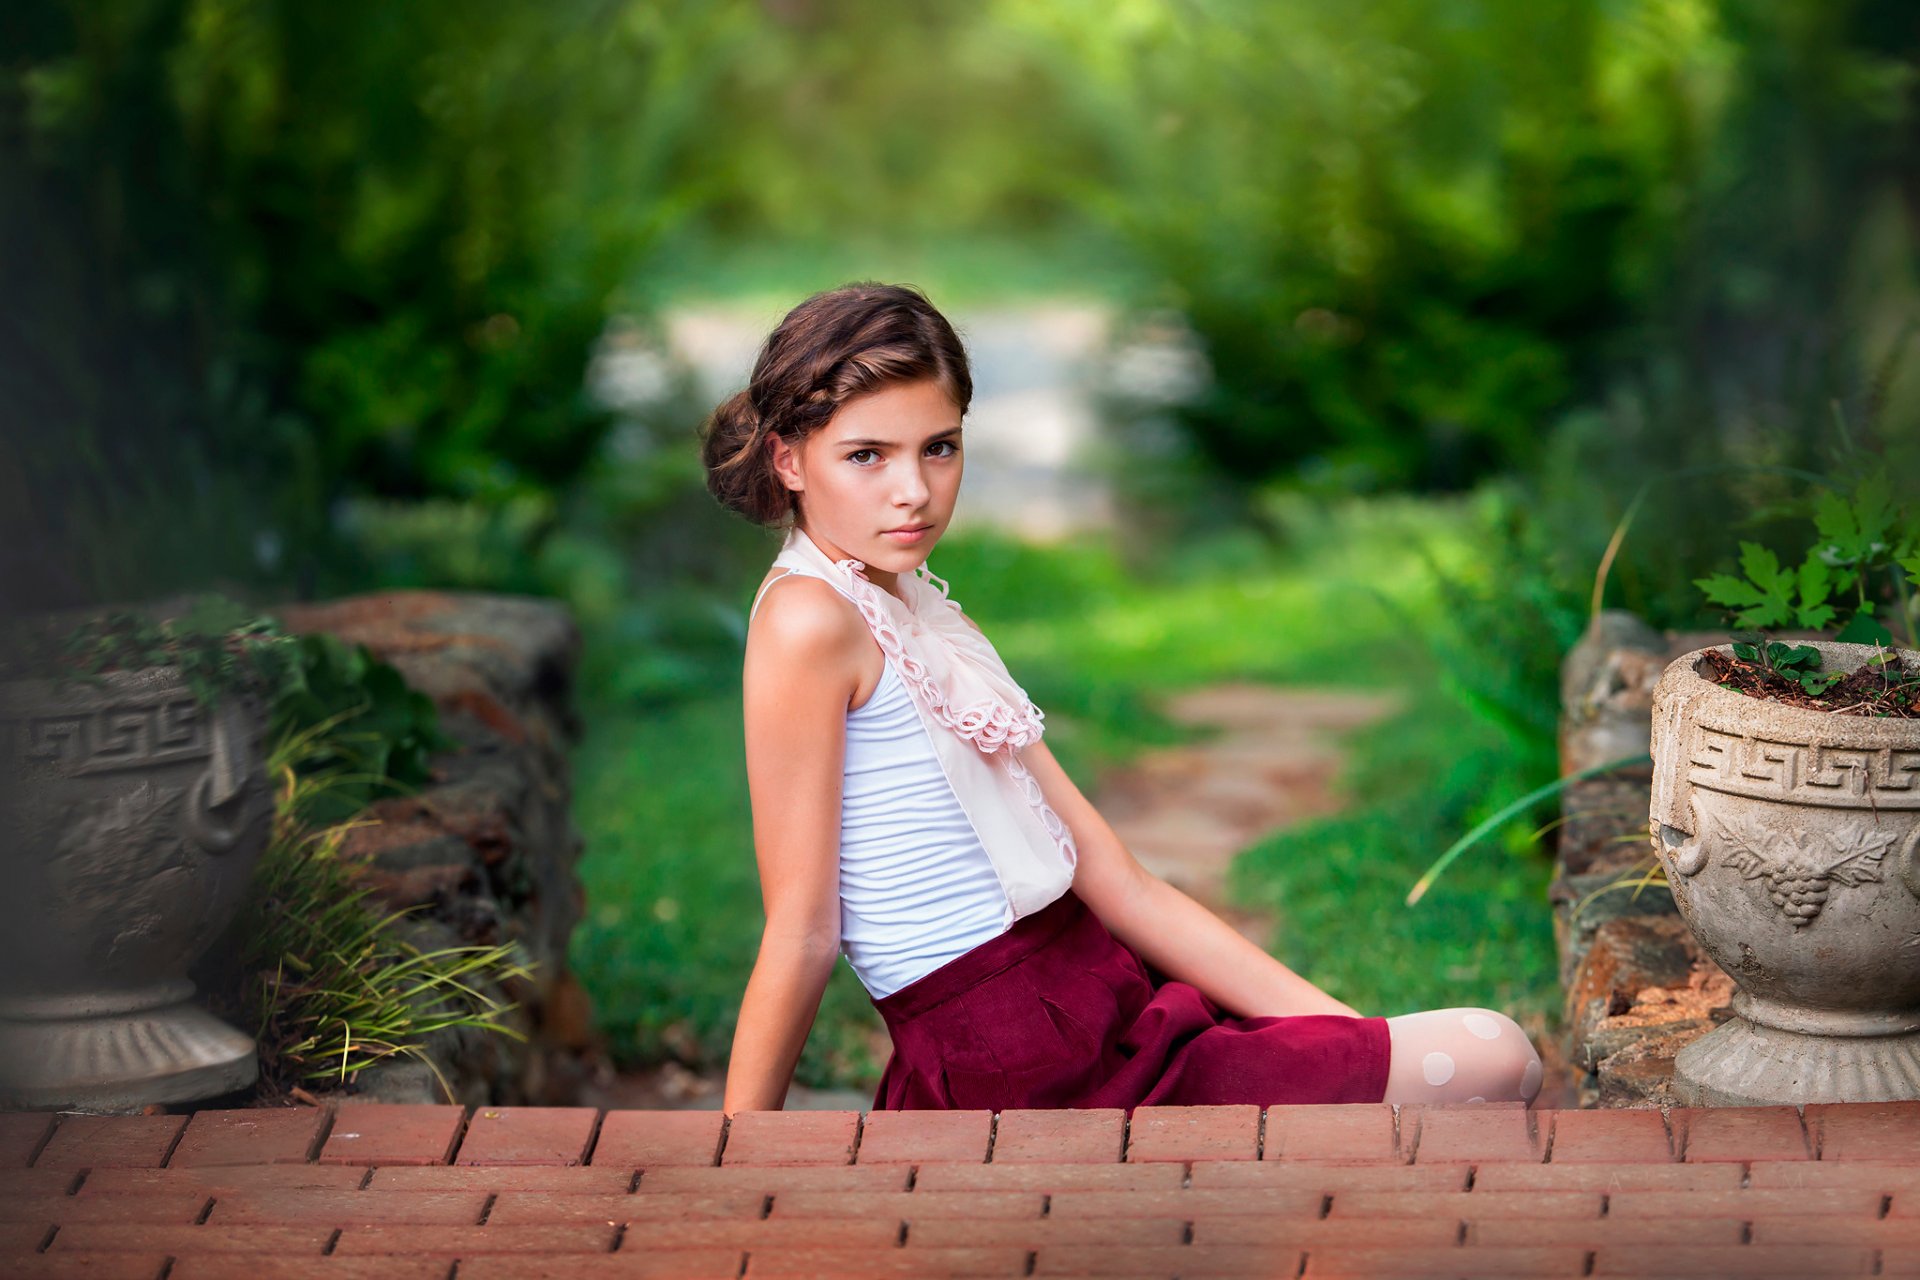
[832,557,1047,754]
[833,554,1078,872]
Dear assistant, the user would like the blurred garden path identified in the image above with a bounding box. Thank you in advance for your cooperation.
[1099,684,1403,945]
[665,301,1123,539]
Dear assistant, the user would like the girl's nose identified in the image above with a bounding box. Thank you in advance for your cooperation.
[895,463,930,507]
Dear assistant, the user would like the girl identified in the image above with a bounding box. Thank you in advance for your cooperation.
[701,282,1543,1115]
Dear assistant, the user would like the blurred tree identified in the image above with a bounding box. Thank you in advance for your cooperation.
[994,0,1918,501]
[2,0,737,609]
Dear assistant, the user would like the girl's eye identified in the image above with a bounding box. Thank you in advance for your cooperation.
[848,441,957,465]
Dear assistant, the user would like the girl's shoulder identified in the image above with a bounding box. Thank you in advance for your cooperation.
[746,569,869,663]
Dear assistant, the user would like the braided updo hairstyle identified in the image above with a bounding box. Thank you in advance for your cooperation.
[699,282,973,526]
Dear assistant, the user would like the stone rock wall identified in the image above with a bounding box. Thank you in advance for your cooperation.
[273,591,610,1106]
[1555,612,1734,1107]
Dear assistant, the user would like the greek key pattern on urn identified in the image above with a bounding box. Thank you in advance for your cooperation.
[3,695,210,775]
[1687,726,1920,808]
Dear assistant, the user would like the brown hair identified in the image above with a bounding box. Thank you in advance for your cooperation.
[699,282,972,526]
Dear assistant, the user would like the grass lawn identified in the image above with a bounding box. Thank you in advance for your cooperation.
[568,491,1575,1089]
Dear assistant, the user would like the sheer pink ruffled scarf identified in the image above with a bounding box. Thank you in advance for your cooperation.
[778,525,1047,754]
[773,525,1079,886]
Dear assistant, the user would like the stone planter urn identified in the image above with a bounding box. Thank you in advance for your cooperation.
[0,666,273,1110]
[1649,640,1920,1104]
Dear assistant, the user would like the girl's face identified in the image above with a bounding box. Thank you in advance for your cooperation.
[770,378,965,583]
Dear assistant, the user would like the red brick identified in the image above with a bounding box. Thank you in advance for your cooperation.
[0,1113,57,1168]
[36,1115,186,1171]
[1676,1105,1809,1162]
[1303,1247,1587,1276]
[331,1224,617,1255]
[1192,1162,1467,1192]
[1405,1106,1541,1163]
[170,1262,450,1280]
[206,1190,487,1225]
[0,1222,51,1250]
[909,1216,1185,1247]
[1807,1100,1920,1161]
[462,1256,743,1280]
[770,1190,1042,1220]
[914,1162,1184,1193]
[1047,1188,1323,1219]
[1468,1217,1744,1246]
[1035,1245,1302,1277]
[48,1224,333,1254]
[1124,1104,1259,1163]
[1591,1245,1871,1275]
[1748,1160,1920,1191]
[1472,1162,1740,1193]
[368,1165,633,1193]
[1263,1104,1401,1163]
[1608,1187,1882,1217]
[855,1109,991,1164]
[0,1192,206,1224]
[748,1247,1028,1278]
[0,1257,167,1280]
[451,1106,597,1167]
[591,1111,724,1168]
[487,1191,759,1225]
[991,1109,1124,1165]
[168,1108,328,1168]
[82,1166,365,1196]
[1545,1107,1672,1163]
[620,1218,900,1249]
[1751,1219,1920,1246]
[1892,1188,1920,1217]
[1329,1190,1601,1219]
[638,1164,906,1194]
[315,1104,464,1167]
[1194,1217,1460,1246]
[0,1169,82,1198]
[719,1111,858,1166]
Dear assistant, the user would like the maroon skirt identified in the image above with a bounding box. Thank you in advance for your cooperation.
[869,888,1390,1112]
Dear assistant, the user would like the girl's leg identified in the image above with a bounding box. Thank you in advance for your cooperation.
[1381,1007,1543,1105]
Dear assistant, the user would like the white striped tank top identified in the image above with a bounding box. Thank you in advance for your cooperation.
[751,571,1012,998]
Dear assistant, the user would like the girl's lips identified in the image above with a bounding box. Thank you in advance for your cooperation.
[883,525,933,544]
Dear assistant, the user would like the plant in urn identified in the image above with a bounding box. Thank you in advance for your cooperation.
[1651,469,1920,1105]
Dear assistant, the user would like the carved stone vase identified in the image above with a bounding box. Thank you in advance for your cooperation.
[1650,641,1920,1104]
[0,666,273,1110]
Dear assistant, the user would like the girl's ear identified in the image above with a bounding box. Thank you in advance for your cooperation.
[767,432,804,494]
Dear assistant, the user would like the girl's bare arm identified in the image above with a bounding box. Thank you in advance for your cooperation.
[1018,736,1361,1019]
[722,580,867,1113]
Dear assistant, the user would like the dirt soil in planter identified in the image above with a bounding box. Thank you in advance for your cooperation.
[1697,648,1920,718]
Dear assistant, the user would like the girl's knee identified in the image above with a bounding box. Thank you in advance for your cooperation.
[1384,1006,1543,1104]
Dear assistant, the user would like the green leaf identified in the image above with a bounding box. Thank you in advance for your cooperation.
[1901,553,1920,589]
[1694,573,1767,610]
[1732,641,1760,663]
[1836,609,1895,646]
[1798,671,1844,695]
[1780,644,1822,671]
[1738,541,1788,592]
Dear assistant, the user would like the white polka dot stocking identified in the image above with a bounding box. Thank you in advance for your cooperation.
[1381,1007,1542,1105]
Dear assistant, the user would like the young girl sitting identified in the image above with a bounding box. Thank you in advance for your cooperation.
[699,281,1544,1115]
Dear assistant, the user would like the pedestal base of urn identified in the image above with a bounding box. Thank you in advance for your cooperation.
[1673,1015,1920,1106]
[0,999,259,1112]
